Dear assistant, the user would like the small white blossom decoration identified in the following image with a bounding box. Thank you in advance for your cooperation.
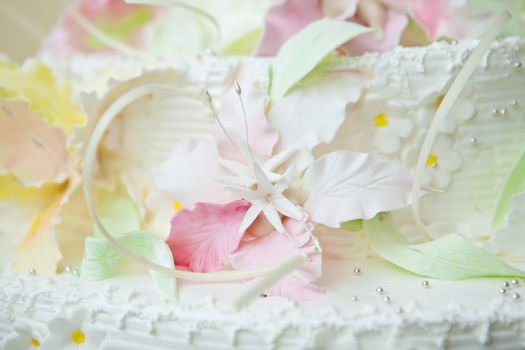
[3,323,44,350]
[41,308,106,350]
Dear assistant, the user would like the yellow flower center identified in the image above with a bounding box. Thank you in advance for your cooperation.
[71,330,85,344]
[374,113,389,128]
[426,154,439,167]
[172,200,183,212]
[30,338,40,347]
[434,95,444,109]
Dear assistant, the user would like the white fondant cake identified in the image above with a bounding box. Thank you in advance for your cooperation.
[1,258,525,350]
[2,37,525,350]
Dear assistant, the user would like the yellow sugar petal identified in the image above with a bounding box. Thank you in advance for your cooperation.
[0,60,85,134]
[0,174,66,207]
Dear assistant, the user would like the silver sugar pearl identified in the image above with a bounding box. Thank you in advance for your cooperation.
[502,281,510,288]
[511,100,518,107]
[64,266,72,274]
[72,269,80,277]
[511,279,519,286]
[353,268,362,276]
[500,288,507,294]
[383,296,391,303]
[491,108,498,115]
[351,295,358,302]
[28,268,36,276]
[395,307,403,314]
[422,280,430,288]
[514,61,522,69]
[469,137,477,144]
[512,293,521,300]
[376,287,384,295]
[499,108,507,115]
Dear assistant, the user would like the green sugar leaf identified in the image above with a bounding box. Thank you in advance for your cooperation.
[84,191,176,301]
[270,18,370,100]
[82,230,177,301]
[92,190,140,238]
[220,27,263,56]
[366,217,525,280]
[341,219,364,232]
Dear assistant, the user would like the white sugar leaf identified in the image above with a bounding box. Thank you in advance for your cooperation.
[269,72,365,171]
[304,151,412,227]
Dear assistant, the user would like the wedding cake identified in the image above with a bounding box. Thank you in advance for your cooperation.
[1,1,525,349]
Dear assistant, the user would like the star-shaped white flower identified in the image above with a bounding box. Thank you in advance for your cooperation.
[216,143,303,234]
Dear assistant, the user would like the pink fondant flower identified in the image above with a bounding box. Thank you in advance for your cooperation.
[230,218,323,304]
[153,64,414,302]
[43,0,156,58]
[255,0,463,57]
[256,0,410,56]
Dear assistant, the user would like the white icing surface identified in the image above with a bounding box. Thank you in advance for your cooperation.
[1,258,525,349]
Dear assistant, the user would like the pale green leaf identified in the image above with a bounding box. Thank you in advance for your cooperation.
[270,18,371,99]
[467,0,525,37]
[81,230,177,301]
[92,190,140,238]
[220,27,263,56]
[366,217,525,280]
[341,219,364,232]
[492,145,525,231]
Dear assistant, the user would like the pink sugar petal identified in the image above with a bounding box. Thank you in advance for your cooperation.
[231,218,323,303]
[215,63,279,162]
[167,200,250,272]
[403,0,447,39]
[254,0,323,57]
[344,8,409,55]
[152,138,235,208]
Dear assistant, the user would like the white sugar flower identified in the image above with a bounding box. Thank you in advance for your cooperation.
[346,97,413,155]
[3,323,44,350]
[417,84,476,134]
[216,142,303,234]
[402,133,462,189]
[41,308,106,350]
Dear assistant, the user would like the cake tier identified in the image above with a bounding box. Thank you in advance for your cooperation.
[1,258,525,350]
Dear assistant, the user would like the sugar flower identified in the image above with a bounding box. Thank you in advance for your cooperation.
[40,308,107,350]
[255,0,418,56]
[254,0,492,57]
[43,0,156,59]
[344,96,413,155]
[231,217,323,303]
[417,85,476,134]
[3,323,44,350]
[0,59,85,274]
[402,133,462,189]
[153,63,414,302]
